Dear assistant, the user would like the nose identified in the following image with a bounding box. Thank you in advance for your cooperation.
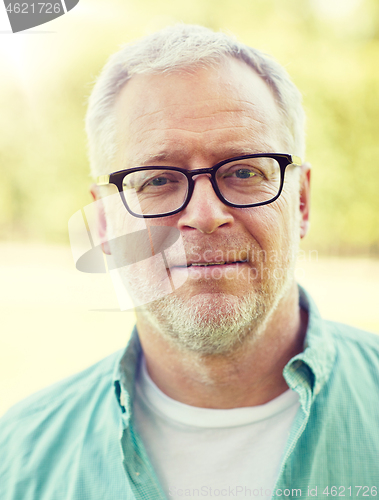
[177,175,234,234]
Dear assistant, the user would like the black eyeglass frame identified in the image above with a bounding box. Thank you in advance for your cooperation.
[96,153,302,219]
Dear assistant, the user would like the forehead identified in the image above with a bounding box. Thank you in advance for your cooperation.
[113,58,288,167]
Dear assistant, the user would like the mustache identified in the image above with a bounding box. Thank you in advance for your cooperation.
[182,245,249,265]
[164,234,257,267]
[107,226,262,269]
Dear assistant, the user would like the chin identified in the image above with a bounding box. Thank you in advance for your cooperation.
[139,288,274,355]
[116,242,297,355]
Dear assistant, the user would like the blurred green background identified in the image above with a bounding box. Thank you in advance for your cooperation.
[1,0,379,417]
[1,0,379,255]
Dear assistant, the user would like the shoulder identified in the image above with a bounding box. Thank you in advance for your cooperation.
[0,349,123,458]
[0,349,132,500]
[325,319,379,359]
[321,319,379,394]
[3,349,122,419]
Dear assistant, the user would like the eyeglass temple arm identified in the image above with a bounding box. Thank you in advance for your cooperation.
[291,156,302,166]
[96,175,110,186]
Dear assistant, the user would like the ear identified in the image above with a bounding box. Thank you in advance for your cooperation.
[90,184,111,255]
[299,163,311,239]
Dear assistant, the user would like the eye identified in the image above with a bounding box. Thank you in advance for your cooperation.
[234,169,258,179]
[123,169,187,195]
[149,176,169,186]
[221,165,264,180]
[142,173,180,190]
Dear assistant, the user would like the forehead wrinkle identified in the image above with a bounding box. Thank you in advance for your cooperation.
[119,115,284,168]
[128,106,267,126]
[128,142,278,167]
[126,109,271,140]
[124,95,270,127]
[133,123,267,136]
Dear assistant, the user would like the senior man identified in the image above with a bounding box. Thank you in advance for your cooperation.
[1,24,379,500]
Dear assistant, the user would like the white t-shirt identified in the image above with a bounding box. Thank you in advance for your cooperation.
[133,358,300,500]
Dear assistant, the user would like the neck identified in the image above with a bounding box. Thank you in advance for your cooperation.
[135,284,308,409]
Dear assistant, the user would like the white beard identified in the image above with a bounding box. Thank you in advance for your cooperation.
[125,253,296,355]
[104,193,299,356]
[139,290,269,355]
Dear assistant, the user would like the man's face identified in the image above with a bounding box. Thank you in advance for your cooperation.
[103,58,308,354]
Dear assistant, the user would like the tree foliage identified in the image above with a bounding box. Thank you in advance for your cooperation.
[0,0,378,255]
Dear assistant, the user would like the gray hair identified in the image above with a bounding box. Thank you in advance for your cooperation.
[85,24,305,177]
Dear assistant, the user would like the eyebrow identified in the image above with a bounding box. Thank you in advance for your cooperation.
[135,152,172,165]
[129,145,276,167]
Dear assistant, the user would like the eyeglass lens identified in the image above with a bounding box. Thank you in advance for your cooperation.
[122,157,281,216]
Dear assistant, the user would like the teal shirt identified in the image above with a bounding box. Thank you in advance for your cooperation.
[1,287,379,499]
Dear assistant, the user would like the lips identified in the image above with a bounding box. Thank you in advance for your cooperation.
[171,259,249,269]
[164,244,250,269]
[187,260,247,267]
[191,261,226,266]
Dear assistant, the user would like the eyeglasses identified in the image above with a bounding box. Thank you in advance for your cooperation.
[96,153,302,219]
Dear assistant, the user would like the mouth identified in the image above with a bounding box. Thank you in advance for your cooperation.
[167,256,251,285]
[186,260,248,267]
[167,247,250,272]
[171,259,248,269]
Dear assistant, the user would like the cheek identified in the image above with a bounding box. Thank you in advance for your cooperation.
[273,180,301,235]
[242,195,300,252]
[104,198,180,266]
[102,192,148,246]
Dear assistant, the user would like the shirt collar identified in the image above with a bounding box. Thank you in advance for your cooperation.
[113,327,142,422]
[283,286,336,408]
[113,285,336,418]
